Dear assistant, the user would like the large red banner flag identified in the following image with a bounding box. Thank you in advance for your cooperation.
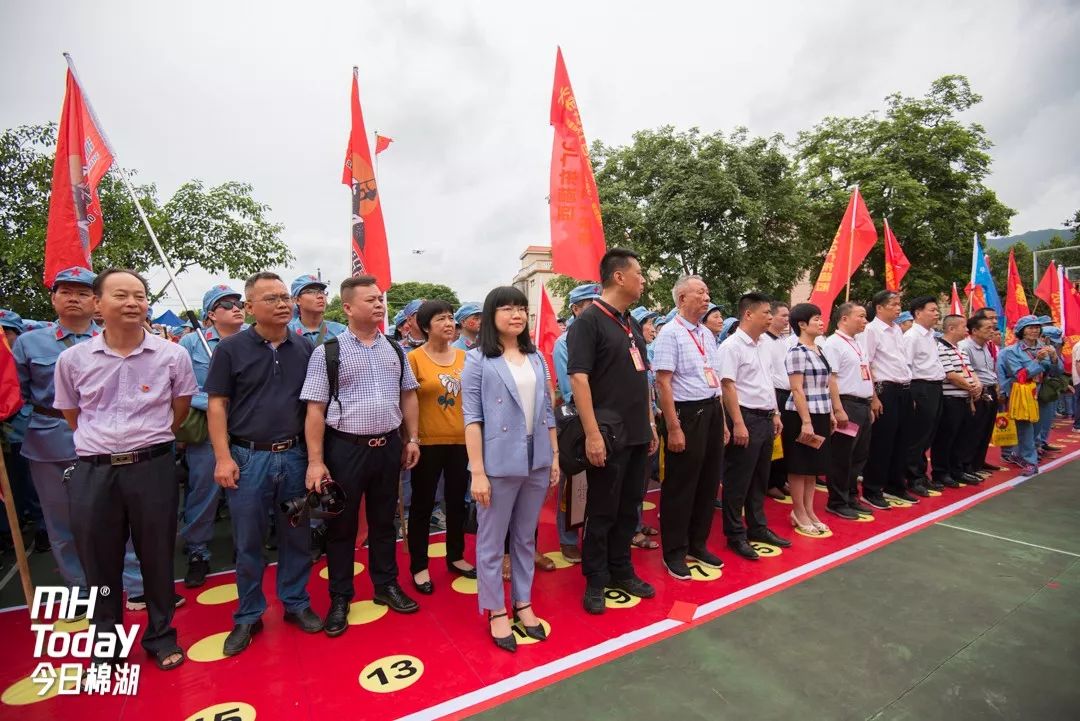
[549,47,606,281]
[1035,260,1058,320]
[1004,248,1030,342]
[0,335,22,422]
[807,187,878,322]
[882,218,910,292]
[342,68,391,291]
[535,285,562,385]
[44,61,115,287]
[949,282,964,316]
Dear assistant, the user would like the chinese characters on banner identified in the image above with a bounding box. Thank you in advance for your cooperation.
[549,47,605,281]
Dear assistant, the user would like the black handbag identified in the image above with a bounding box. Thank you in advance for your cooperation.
[557,405,624,475]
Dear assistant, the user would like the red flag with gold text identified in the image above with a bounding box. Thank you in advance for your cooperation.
[342,68,391,291]
[883,218,910,292]
[1004,248,1030,343]
[808,188,878,323]
[549,47,605,281]
[44,65,114,287]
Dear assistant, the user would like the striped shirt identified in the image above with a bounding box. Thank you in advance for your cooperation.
[784,343,834,414]
[937,338,974,398]
[300,329,419,435]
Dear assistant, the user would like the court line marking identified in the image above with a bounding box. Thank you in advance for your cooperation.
[400,447,1080,721]
[936,523,1080,557]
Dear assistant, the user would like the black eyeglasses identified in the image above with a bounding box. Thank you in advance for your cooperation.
[213,300,244,311]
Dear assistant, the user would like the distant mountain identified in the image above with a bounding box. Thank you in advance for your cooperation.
[985,228,1071,252]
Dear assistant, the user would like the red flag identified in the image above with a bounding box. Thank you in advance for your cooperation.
[342,68,391,291]
[44,64,115,287]
[964,281,986,313]
[883,218,910,292]
[535,285,562,381]
[0,336,23,422]
[808,187,878,323]
[374,134,393,155]
[549,47,606,281]
[949,283,964,316]
[1004,248,1030,342]
[1035,260,1058,317]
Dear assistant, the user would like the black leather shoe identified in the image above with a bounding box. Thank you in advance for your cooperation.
[324,596,349,637]
[412,573,434,595]
[447,562,477,579]
[849,499,874,515]
[223,620,263,656]
[583,586,606,614]
[512,603,548,641]
[610,575,656,599]
[284,607,324,633]
[374,583,419,613]
[728,539,760,560]
[925,478,944,491]
[686,548,724,569]
[940,476,961,489]
[748,528,792,548]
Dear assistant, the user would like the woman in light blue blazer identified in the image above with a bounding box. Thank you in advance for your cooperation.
[463,286,558,653]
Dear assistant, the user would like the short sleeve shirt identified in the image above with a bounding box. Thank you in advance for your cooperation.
[784,343,833,414]
[204,326,313,442]
[407,347,466,445]
[650,315,722,401]
[716,328,777,411]
[566,299,652,446]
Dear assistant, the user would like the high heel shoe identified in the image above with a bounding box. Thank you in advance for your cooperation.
[488,611,517,653]
[811,519,830,534]
[789,511,820,535]
[512,603,547,641]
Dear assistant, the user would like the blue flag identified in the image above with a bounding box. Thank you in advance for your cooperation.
[970,237,1004,333]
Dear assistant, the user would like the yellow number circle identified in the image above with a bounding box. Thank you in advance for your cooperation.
[359,655,424,694]
[687,563,723,582]
[184,702,257,721]
[641,500,656,511]
[542,551,574,569]
[926,489,942,497]
[451,576,477,595]
[319,562,364,580]
[855,513,875,523]
[511,618,552,645]
[749,541,783,558]
[772,495,793,505]
[603,588,641,609]
[886,498,913,508]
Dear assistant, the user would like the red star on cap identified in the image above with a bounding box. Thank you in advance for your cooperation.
[69,268,82,276]
[217,284,228,290]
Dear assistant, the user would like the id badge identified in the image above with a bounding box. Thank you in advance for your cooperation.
[704,367,720,388]
[629,344,645,372]
[860,364,871,381]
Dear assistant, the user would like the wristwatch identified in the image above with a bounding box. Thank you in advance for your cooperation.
[407,437,420,445]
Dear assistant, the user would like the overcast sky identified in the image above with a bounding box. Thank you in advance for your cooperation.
[3,0,1078,312]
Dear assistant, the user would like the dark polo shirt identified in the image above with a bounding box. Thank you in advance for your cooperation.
[204,325,313,442]
[566,298,652,446]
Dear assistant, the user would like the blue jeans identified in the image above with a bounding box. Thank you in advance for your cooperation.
[1036,400,1056,446]
[226,445,311,624]
[30,459,142,595]
[1015,420,1038,467]
[181,442,219,561]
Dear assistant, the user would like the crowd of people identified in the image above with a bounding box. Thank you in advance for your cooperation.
[1,249,1075,669]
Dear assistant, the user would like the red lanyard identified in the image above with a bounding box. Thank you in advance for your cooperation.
[676,317,707,357]
[838,333,863,361]
[951,347,972,378]
[593,302,635,344]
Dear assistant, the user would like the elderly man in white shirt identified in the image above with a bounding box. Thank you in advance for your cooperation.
[902,295,945,498]
[861,290,915,508]
[718,292,791,561]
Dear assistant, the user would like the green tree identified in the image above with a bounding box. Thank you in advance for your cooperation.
[324,295,347,325]
[384,281,459,319]
[796,75,1015,304]
[591,126,815,312]
[1067,209,1080,242]
[544,274,583,309]
[0,123,292,318]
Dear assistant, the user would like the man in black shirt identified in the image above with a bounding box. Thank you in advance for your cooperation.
[205,272,323,656]
[567,248,659,614]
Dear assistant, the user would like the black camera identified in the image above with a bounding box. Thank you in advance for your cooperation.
[280,479,347,528]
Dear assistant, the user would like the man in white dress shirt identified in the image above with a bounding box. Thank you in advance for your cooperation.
[762,301,794,499]
[902,295,945,498]
[717,292,791,561]
[862,291,915,508]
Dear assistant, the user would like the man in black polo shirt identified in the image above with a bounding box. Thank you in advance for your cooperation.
[567,248,659,614]
[205,272,323,656]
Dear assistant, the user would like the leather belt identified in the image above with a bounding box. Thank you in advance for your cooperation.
[877,381,911,390]
[32,404,65,419]
[839,394,871,405]
[326,426,396,448]
[910,378,940,385]
[674,397,718,408]
[79,441,173,466]
[229,435,301,452]
[741,407,775,417]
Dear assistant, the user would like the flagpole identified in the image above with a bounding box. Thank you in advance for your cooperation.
[845,185,858,302]
[63,53,212,357]
[0,451,34,607]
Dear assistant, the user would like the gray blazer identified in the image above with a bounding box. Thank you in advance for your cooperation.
[462,348,555,478]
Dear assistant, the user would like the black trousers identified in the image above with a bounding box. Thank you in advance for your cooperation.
[69,451,178,658]
[582,443,649,588]
[660,399,724,562]
[827,397,872,509]
[863,383,912,497]
[958,387,998,473]
[722,408,772,542]
[324,431,402,596]
[767,389,790,490]
[906,381,943,482]
[931,396,973,481]
[407,444,469,573]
